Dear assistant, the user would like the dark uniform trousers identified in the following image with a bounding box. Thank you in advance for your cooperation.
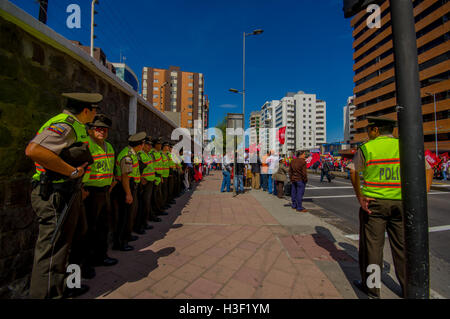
[359,198,406,297]
[83,186,110,265]
[135,181,154,230]
[151,182,163,213]
[113,182,138,248]
[30,185,86,299]
[162,177,169,205]
[168,171,175,201]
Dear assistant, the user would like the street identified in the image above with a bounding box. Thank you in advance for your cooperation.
[301,173,450,298]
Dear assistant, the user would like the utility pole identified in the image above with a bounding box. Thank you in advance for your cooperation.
[90,0,99,58]
[343,0,430,298]
[38,0,48,24]
[390,0,429,298]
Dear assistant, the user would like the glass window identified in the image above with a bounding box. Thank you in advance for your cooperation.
[153,79,159,83]
[153,87,159,91]
[188,83,193,87]
[154,71,159,75]
[153,94,158,98]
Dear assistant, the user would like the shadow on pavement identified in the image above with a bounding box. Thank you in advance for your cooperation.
[314,226,403,299]
[78,179,203,299]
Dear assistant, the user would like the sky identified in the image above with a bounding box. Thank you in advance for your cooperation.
[10,0,355,143]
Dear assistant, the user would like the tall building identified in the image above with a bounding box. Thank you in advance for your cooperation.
[259,91,327,155]
[343,95,357,144]
[141,66,207,130]
[112,63,139,92]
[249,111,261,146]
[350,0,449,152]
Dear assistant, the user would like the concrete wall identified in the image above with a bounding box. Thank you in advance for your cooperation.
[0,1,177,298]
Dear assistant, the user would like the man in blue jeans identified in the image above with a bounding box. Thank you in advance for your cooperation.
[221,158,231,192]
[289,151,308,213]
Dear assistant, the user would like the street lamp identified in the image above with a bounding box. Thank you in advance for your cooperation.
[426,92,438,155]
[229,29,264,132]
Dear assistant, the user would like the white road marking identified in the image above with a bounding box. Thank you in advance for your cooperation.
[304,192,447,199]
[345,225,450,241]
[306,186,354,190]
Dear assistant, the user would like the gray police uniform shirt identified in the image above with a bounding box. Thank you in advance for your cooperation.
[120,147,136,175]
[30,110,80,155]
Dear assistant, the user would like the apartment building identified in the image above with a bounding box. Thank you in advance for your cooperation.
[350,0,449,152]
[141,66,208,130]
[343,95,357,144]
[249,111,261,146]
[259,91,327,155]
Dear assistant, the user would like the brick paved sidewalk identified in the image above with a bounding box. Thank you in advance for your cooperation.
[79,171,357,299]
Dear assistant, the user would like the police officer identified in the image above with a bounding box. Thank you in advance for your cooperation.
[134,136,160,234]
[160,140,171,209]
[349,117,433,299]
[149,137,168,217]
[164,141,177,206]
[25,92,101,299]
[113,132,146,251]
[81,114,118,275]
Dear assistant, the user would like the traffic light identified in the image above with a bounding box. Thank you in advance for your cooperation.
[343,0,384,18]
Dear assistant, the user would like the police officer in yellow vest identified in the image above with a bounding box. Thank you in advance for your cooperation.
[160,141,171,209]
[149,137,168,216]
[81,114,118,277]
[349,117,433,299]
[134,136,160,234]
[113,132,146,251]
[25,92,100,299]
[164,141,177,206]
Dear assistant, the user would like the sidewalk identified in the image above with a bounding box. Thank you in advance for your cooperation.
[79,171,388,299]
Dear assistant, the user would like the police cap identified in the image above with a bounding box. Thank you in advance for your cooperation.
[88,114,112,128]
[128,131,147,143]
[366,116,397,128]
[144,136,153,145]
[63,92,103,113]
[163,140,170,147]
[152,137,163,145]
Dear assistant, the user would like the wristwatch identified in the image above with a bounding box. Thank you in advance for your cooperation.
[70,168,79,179]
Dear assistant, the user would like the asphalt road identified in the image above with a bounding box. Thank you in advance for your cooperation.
[302,173,450,298]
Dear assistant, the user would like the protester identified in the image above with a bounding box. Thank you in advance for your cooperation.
[221,154,232,192]
[273,158,289,199]
[251,152,261,189]
[289,151,308,213]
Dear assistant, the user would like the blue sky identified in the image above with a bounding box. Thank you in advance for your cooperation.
[10,0,355,143]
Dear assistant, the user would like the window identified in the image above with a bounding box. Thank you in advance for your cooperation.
[188,105,193,109]
[143,94,147,99]
[188,97,193,101]
[188,120,192,124]
[153,94,158,99]
[188,90,193,94]
[171,72,177,76]
[153,102,158,106]
[153,79,159,83]
[188,83,193,87]
[188,112,192,116]
[188,75,193,79]
[153,87,159,91]
[154,71,159,75]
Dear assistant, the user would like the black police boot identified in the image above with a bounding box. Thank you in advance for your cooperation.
[144,224,154,230]
[120,244,134,251]
[157,211,168,216]
[94,257,118,267]
[129,235,139,242]
[134,229,146,235]
[149,217,162,222]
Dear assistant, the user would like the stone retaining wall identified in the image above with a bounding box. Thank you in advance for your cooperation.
[0,5,176,298]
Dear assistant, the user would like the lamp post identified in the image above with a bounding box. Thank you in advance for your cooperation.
[229,29,263,131]
[426,92,438,156]
[90,0,99,58]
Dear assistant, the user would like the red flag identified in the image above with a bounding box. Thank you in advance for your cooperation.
[425,150,441,167]
[441,152,449,161]
[307,152,321,168]
[277,127,286,145]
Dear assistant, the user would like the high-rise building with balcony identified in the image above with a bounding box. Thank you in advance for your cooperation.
[350,0,449,152]
[249,111,261,146]
[259,91,327,155]
[141,66,208,130]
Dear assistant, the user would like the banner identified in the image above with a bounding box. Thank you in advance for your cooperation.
[307,152,321,168]
[277,127,286,145]
[425,150,441,167]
